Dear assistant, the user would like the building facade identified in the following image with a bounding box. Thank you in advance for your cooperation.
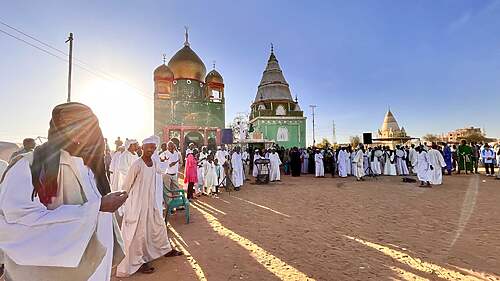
[153,31,225,151]
[249,47,306,148]
[374,110,412,148]
[444,127,482,143]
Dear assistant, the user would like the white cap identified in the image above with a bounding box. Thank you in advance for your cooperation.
[142,136,159,145]
[125,139,138,150]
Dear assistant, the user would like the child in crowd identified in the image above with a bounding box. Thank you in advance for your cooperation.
[203,154,218,196]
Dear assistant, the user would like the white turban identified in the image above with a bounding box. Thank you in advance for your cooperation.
[142,136,159,146]
[125,139,138,150]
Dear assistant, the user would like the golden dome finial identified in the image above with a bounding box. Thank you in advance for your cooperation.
[212,60,216,70]
[162,53,166,64]
[184,26,190,46]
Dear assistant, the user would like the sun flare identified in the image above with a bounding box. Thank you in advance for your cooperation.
[76,79,152,146]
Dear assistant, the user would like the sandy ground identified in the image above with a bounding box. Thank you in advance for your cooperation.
[109,173,500,281]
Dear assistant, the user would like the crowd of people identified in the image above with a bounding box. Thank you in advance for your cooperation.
[0,102,499,280]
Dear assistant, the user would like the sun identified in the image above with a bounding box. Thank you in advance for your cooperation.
[76,79,152,146]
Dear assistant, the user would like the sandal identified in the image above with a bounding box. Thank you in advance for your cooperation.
[139,262,155,274]
[164,249,184,257]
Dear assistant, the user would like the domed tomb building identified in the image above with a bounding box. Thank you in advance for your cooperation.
[153,30,225,151]
[375,109,412,148]
[249,46,306,148]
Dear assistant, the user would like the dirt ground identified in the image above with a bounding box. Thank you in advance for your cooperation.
[111,173,500,281]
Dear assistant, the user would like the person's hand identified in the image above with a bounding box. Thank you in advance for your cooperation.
[100,191,128,213]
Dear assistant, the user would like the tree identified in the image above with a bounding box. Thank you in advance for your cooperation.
[316,138,332,149]
[350,136,361,148]
[422,134,440,143]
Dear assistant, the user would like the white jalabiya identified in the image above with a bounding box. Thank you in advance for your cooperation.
[109,151,122,191]
[395,149,405,175]
[315,153,324,177]
[345,152,352,175]
[0,152,122,281]
[203,161,218,194]
[401,150,410,175]
[197,151,208,193]
[152,152,168,217]
[269,152,282,181]
[383,152,397,176]
[252,154,261,177]
[353,150,365,179]
[215,150,229,185]
[116,151,139,190]
[351,152,357,177]
[427,149,446,185]
[301,151,309,174]
[408,148,417,170]
[363,152,370,174]
[337,150,348,177]
[117,159,171,277]
[231,152,244,188]
[415,151,431,182]
[370,152,382,175]
[242,151,249,180]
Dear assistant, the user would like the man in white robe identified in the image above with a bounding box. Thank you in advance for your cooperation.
[117,137,182,277]
[345,148,352,176]
[301,150,309,174]
[353,145,365,181]
[109,146,124,191]
[370,149,382,175]
[0,102,127,281]
[315,150,325,177]
[197,146,209,193]
[231,147,244,190]
[252,149,261,178]
[415,146,431,187]
[427,144,446,185]
[215,145,229,186]
[408,144,417,173]
[269,148,282,181]
[242,149,250,181]
[115,139,138,191]
[337,148,348,178]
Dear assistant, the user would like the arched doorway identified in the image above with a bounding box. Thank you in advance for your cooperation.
[184,131,204,151]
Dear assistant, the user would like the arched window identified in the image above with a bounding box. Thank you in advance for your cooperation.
[276,105,286,116]
[258,104,266,110]
[277,127,289,141]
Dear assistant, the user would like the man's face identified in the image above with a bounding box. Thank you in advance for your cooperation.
[25,140,36,151]
[143,143,156,158]
[161,143,167,151]
[168,142,175,152]
[129,143,138,152]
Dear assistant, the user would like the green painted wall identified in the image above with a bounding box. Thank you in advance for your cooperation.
[252,118,306,148]
[154,79,225,138]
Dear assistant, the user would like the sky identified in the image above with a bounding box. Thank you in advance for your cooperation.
[1,0,500,145]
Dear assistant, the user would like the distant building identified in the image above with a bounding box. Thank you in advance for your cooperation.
[248,46,306,148]
[153,29,225,151]
[444,127,483,143]
[374,109,413,148]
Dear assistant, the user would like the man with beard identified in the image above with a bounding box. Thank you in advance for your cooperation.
[0,102,127,281]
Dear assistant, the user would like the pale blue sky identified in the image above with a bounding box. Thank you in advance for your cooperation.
[1,0,500,145]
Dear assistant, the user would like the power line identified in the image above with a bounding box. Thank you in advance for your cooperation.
[0,23,152,100]
[0,19,149,91]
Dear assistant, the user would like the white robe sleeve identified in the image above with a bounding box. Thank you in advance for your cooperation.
[121,160,141,194]
[0,159,101,268]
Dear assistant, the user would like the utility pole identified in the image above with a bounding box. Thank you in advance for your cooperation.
[65,32,73,102]
[309,105,317,146]
[332,120,336,144]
